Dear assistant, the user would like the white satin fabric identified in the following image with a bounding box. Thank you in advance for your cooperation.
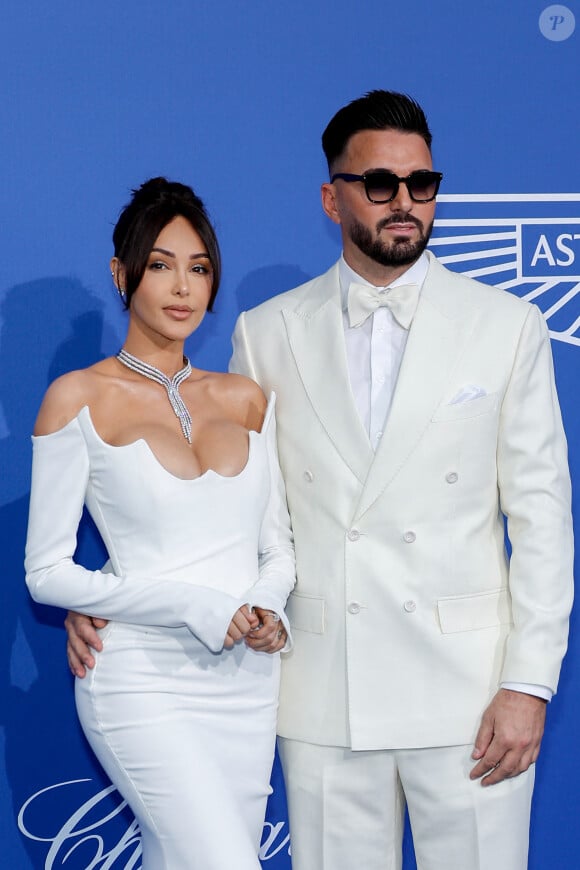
[25,394,295,869]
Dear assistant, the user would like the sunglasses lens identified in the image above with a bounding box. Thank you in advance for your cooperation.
[365,172,398,203]
[407,172,440,201]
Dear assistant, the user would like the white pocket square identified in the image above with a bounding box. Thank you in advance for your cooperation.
[449,384,487,405]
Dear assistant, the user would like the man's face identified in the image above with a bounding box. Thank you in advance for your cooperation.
[321,128,437,283]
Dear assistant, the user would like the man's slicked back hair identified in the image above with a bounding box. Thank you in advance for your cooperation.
[322,90,432,172]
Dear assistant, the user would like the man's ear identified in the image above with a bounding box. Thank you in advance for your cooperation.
[321,182,342,226]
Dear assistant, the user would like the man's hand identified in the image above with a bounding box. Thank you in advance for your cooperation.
[65,611,108,678]
[470,688,547,786]
[245,607,287,653]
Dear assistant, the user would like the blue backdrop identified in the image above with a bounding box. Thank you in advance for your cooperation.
[1,1,578,867]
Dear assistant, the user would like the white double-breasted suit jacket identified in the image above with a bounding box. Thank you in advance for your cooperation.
[230,252,574,751]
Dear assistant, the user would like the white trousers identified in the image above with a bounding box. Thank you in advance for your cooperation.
[278,738,534,870]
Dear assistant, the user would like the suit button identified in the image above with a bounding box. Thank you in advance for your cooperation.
[445,471,459,484]
[403,531,416,543]
[347,529,361,542]
[347,602,361,615]
[303,470,314,482]
[403,600,417,613]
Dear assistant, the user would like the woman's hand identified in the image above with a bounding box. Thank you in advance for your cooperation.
[224,605,260,648]
[244,607,287,653]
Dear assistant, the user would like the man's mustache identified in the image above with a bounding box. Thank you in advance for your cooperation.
[376,213,424,232]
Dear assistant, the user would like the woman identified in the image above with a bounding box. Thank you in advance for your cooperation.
[25,177,295,869]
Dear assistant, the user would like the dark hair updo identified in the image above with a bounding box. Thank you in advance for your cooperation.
[112,177,222,310]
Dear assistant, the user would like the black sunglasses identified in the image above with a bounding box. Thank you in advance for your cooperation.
[330,169,443,204]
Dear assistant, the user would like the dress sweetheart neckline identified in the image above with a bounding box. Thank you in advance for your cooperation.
[32,393,276,484]
[81,406,259,483]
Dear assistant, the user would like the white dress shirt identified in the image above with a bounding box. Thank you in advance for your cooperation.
[338,252,551,702]
[339,253,428,451]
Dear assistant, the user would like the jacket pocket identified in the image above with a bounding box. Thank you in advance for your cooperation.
[286,592,325,634]
[437,587,512,634]
[432,391,499,422]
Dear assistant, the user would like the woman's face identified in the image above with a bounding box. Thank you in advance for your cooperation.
[126,215,213,343]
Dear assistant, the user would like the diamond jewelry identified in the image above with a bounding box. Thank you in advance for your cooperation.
[116,349,193,443]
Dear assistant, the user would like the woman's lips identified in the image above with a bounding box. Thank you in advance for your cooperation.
[164,306,193,320]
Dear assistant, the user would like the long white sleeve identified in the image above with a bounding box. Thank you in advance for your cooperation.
[245,405,296,644]
[497,305,574,690]
[24,419,244,653]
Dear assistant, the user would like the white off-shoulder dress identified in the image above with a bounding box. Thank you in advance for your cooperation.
[25,394,295,870]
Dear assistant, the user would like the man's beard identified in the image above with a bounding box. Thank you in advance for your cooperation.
[349,213,434,267]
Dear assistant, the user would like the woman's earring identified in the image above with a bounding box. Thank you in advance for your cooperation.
[111,270,125,298]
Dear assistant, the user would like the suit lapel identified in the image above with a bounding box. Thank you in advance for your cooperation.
[355,258,480,518]
[283,266,374,483]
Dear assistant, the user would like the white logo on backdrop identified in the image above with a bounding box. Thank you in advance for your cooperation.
[18,779,290,868]
[18,780,141,869]
[431,193,580,346]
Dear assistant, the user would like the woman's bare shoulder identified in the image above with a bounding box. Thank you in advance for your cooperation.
[34,360,114,436]
[205,372,267,431]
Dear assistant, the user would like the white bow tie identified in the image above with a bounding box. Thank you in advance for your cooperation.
[347,281,420,329]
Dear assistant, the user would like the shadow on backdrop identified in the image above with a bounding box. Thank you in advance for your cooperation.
[235,265,313,315]
[0,278,137,867]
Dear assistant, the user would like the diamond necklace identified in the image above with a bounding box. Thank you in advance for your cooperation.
[116,348,193,443]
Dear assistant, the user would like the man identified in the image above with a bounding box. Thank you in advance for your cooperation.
[67,91,573,869]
